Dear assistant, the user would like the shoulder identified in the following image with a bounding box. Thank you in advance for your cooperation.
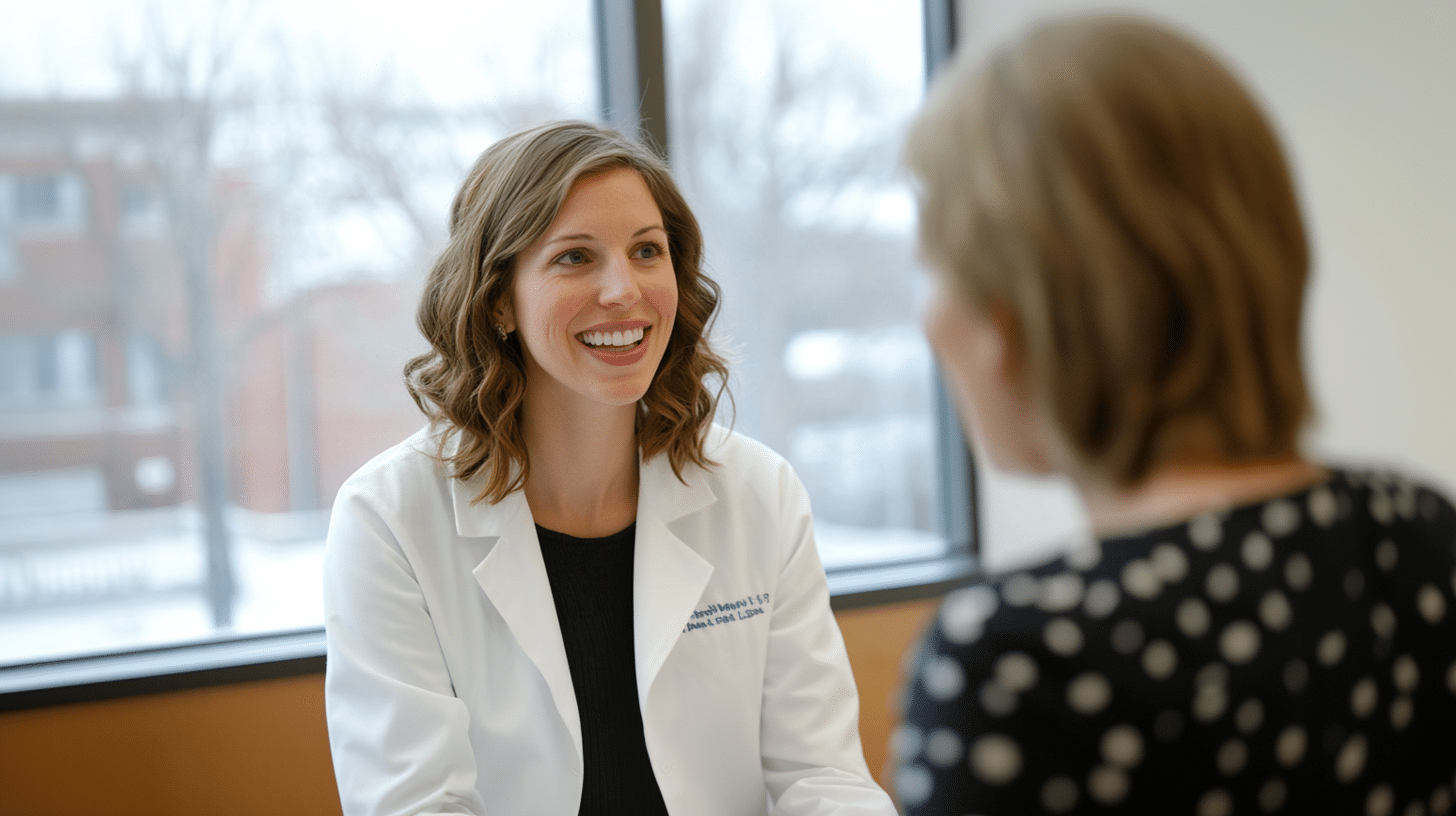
[700,424,798,483]
[690,425,810,514]
[1331,465,1456,526]
[703,423,784,462]
[907,546,1094,715]
[1262,465,1456,560]
[1317,466,1456,591]
[899,551,1114,811]
[912,525,1171,707]
[334,424,451,505]
[643,426,810,548]
[928,548,1091,655]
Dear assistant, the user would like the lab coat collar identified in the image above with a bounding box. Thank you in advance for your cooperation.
[467,489,585,764]
[634,448,717,705]
[453,440,720,765]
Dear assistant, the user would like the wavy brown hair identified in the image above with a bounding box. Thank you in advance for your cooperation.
[906,14,1313,488]
[405,121,730,504]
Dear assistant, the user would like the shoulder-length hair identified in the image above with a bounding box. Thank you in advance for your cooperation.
[405,120,729,504]
[905,14,1313,488]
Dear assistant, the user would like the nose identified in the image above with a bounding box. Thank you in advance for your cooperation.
[598,254,641,309]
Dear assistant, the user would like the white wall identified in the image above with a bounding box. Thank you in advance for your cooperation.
[950,0,1456,572]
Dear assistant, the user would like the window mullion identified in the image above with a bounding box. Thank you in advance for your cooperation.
[923,0,980,558]
[595,0,669,158]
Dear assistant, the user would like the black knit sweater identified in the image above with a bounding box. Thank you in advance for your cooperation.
[537,523,670,816]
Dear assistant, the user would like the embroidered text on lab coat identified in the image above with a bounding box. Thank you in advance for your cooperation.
[682,593,771,633]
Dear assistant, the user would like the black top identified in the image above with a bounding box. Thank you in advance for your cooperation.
[897,468,1456,815]
[537,522,670,816]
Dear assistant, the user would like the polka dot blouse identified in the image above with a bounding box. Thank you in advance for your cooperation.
[896,468,1456,815]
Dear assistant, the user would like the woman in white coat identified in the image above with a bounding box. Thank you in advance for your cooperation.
[323,120,894,816]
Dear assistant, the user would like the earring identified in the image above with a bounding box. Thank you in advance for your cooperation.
[496,324,508,341]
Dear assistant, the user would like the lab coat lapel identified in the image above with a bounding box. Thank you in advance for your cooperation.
[461,483,584,764]
[634,453,717,706]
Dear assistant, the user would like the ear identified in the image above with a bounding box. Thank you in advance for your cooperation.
[979,299,1024,388]
[983,298,1061,473]
[493,298,516,335]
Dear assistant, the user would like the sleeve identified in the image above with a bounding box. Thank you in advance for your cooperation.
[323,480,488,816]
[758,466,898,816]
[894,595,1088,816]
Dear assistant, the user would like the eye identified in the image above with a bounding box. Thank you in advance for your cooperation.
[553,248,589,266]
[633,241,665,261]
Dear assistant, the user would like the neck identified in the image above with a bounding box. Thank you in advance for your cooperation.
[1077,455,1326,538]
[521,394,640,538]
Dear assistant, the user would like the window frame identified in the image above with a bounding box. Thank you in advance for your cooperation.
[0,0,976,711]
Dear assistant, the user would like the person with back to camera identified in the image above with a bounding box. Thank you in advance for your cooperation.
[322,120,895,816]
[894,12,1456,816]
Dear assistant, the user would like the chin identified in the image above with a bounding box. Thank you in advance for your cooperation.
[598,383,654,408]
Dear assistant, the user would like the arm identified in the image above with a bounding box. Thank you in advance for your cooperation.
[759,470,897,816]
[896,611,1006,816]
[323,481,487,816]
[895,588,1094,816]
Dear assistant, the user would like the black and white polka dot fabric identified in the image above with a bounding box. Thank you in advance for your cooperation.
[896,469,1456,815]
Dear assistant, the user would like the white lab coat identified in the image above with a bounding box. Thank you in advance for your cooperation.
[323,424,895,816]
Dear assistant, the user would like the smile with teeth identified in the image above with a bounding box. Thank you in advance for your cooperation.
[579,326,647,349]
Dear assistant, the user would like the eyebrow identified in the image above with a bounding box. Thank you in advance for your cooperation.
[544,225,665,245]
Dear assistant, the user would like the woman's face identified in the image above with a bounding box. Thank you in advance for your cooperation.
[920,268,1055,476]
[503,167,678,414]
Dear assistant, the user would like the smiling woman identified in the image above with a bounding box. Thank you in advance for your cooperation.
[503,168,678,421]
[323,120,897,816]
[403,123,725,511]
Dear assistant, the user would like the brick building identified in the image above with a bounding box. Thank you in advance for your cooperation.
[0,98,425,524]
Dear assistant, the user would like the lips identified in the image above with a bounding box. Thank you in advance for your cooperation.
[577,324,653,367]
[579,326,646,349]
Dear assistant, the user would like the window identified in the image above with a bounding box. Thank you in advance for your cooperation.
[664,0,943,570]
[7,171,86,234]
[14,174,59,221]
[118,182,166,235]
[0,234,15,284]
[0,0,969,676]
[0,330,101,409]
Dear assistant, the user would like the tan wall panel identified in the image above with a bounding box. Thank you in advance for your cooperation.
[0,674,341,816]
[835,598,940,788]
[0,599,940,813]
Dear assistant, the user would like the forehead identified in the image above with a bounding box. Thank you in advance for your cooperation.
[551,167,661,223]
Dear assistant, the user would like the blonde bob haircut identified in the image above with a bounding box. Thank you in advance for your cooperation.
[405,120,729,504]
[906,14,1313,488]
